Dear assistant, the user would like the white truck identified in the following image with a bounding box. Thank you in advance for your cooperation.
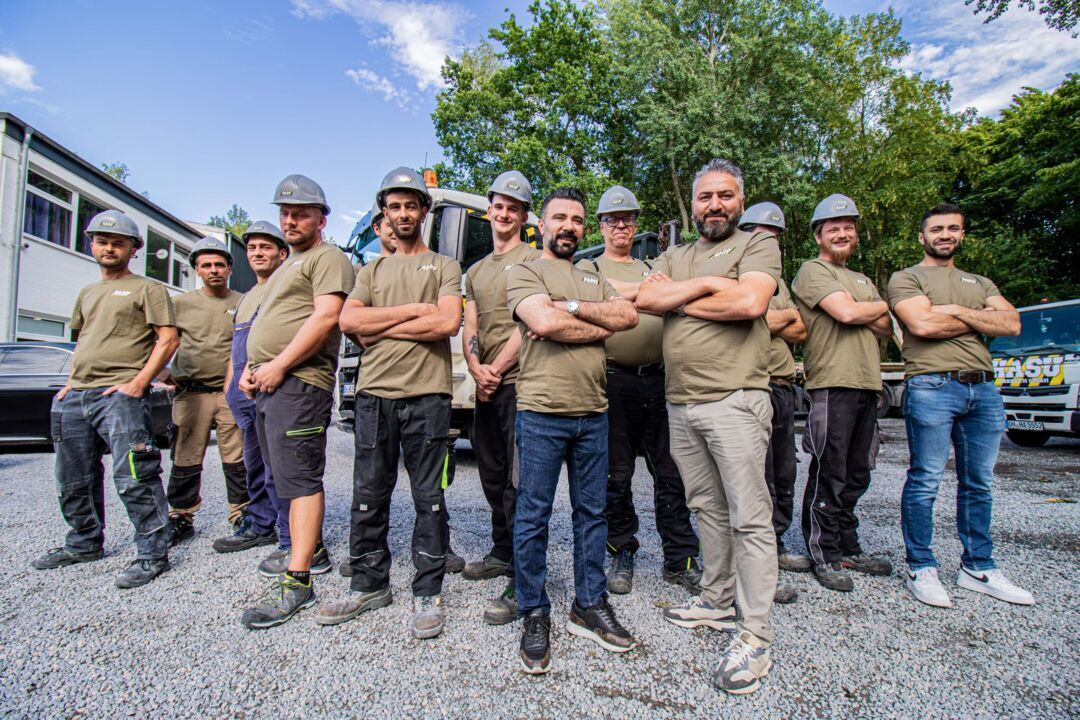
[990,298,1080,446]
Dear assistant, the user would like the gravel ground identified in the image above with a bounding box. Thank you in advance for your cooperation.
[1,418,1077,719]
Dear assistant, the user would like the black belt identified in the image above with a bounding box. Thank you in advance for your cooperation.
[607,361,665,376]
[769,377,793,388]
[179,381,224,393]
[927,370,994,384]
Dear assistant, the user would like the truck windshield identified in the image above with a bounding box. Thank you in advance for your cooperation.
[989,302,1080,356]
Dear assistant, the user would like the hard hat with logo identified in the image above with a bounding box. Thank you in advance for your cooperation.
[189,236,233,268]
[596,185,641,217]
[376,166,432,209]
[738,202,786,232]
[487,170,533,208]
[86,209,143,248]
[272,174,331,215]
[811,194,859,230]
[242,220,287,251]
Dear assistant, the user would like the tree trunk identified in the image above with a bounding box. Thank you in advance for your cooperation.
[671,157,689,233]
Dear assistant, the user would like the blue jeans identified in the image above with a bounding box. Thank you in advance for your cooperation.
[514,411,609,616]
[901,376,1005,571]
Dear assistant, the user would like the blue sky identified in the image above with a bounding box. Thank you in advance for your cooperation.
[1,0,1076,245]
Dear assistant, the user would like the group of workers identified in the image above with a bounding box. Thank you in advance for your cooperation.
[31,157,1035,695]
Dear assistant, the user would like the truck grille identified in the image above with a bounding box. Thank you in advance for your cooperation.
[1003,402,1067,411]
[999,386,1069,397]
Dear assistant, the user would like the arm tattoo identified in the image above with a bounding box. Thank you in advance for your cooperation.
[468,335,481,359]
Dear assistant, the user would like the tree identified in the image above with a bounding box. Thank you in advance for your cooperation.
[965,0,1078,34]
[208,204,252,238]
[100,162,130,184]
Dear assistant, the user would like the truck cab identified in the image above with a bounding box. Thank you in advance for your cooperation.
[990,298,1080,447]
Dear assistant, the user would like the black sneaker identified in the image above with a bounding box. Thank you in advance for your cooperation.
[445,548,465,574]
[812,562,854,592]
[115,558,170,589]
[566,598,638,652]
[241,574,315,629]
[841,553,894,577]
[463,554,511,581]
[212,521,277,554]
[606,550,634,595]
[31,547,103,570]
[483,582,518,625]
[168,516,194,547]
[663,558,703,594]
[520,609,551,674]
[258,545,332,578]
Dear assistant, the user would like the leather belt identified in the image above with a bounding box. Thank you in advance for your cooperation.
[606,361,665,376]
[769,377,793,388]
[179,381,224,393]
[931,370,995,384]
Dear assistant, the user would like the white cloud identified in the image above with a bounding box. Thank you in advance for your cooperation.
[896,1,1080,116]
[339,209,366,224]
[345,66,412,107]
[291,0,470,92]
[0,51,40,92]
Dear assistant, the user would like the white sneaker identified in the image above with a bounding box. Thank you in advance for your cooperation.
[905,567,952,608]
[957,567,1035,606]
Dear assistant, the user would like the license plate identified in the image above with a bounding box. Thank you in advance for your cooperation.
[340,383,355,397]
[1007,420,1044,431]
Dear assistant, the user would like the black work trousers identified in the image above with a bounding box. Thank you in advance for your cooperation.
[472,382,518,568]
[801,387,878,565]
[605,371,698,567]
[350,392,452,597]
[764,382,798,552]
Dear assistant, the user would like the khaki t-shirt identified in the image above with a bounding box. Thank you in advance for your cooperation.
[576,255,663,367]
[507,258,619,415]
[247,242,354,392]
[887,265,1000,379]
[767,281,797,381]
[235,281,270,325]
[350,251,463,399]
[651,229,782,404]
[172,289,242,386]
[792,259,882,391]
[464,242,541,384]
[69,275,175,390]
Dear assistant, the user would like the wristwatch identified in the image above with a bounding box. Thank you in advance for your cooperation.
[566,299,581,316]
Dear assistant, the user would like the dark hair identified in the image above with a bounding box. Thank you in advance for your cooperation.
[920,203,965,233]
[540,187,586,218]
[692,158,744,197]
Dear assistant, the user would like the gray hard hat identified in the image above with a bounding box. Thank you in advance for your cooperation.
[189,237,233,268]
[811,194,859,229]
[272,174,331,215]
[487,170,533,208]
[739,202,786,232]
[370,202,384,227]
[86,209,143,248]
[376,166,431,209]
[596,185,641,217]
[242,220,287,250]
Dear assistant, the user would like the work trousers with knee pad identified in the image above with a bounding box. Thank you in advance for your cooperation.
[168,388,247,523]
[349,392,452,597]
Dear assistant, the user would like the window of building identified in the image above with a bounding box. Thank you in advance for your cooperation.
[145,228,192,289]
[24,170,73,248]
[75,196,109,256]
[16,314,66,339]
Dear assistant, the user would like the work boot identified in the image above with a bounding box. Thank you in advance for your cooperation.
[663,558,703,594]
[241,574,315,629]
[713,631,772,695]
[463,554,511,581]
[445,549,465,574]
[31,547,103,570]
[212,519,277,554]
[812,562,854,592]
[115,558,170,589]
[606,550,634,595]
[412,595,445,639]
[167,516,194,547]
[774,580,798,605]
[566,598,638,652]
[483,582,518,625]
[315,587,393,626]
[519,609,551,675]
[841,553,894,576]
[778,551,813,573]
[662,596,736,630]
[258,545,331,578]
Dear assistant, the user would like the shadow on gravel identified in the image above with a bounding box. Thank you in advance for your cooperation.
[996,528,1080,554]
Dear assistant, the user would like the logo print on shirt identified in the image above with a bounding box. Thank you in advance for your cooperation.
[226,309,236,316]
[855,279,867,285]
[503,264,515,272]
[418,263,437,272]
[710,248,734,258]
[111,290,132,297]
[961,277,977,284]
[582,276,599,285]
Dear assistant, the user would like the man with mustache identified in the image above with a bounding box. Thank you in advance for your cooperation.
[575,185,701,598]
[508,187,639,674]
[792,194,894,594]
[33,210,177,589]
[461,170,541,625]
[636,159,782,695]
[325,167,463,640]
[240,175,354,629]
[888,203,1033,608]
[163,238,245,545]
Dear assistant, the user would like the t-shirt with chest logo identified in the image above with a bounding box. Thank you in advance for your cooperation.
[69,275,175,390]
[506,258,619,415]
[171,288,242,386]
[576,255,664,367]
[350,250,463,399]
[464,242,541,384]
[650,229,782,404]
[887,265,1001,379]
[792,258,883,391]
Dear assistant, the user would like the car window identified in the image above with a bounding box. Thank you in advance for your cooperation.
[462,211,493,271]
[0,347,69,374]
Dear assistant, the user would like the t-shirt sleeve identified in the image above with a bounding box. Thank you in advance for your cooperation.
[439,259,463,298]
[602,279,619,302]
[463,269,475,303]
[886,270,923,309]
[651,251,672,277]
[981,276,1002,301]
[793,261,845,309]
[70,289,85,331]
[349,263,373,305]
[310,250,355,298]
[769,280,795,311]
[739,233,783,288]
[144,283,175,327]
[506,264,547,319]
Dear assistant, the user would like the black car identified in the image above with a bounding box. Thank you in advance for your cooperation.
[0,342,173,449]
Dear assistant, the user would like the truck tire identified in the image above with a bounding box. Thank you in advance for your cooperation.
[1006,430,1049,448]
[876,389,891,419]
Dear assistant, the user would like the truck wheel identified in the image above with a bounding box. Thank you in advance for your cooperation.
[876,390,891,419]
[1006,430,1049,448]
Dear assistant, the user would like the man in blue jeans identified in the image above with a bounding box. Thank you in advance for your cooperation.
[889,202,1034,608]
[506,187,639,674]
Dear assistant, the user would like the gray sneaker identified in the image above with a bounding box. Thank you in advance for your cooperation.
[483,582,517,625]
[258,545,332,578]
[662,596,736,630]
[31,547,103,570]
[315,587,393,626]
[412,595,445,639]
[114,558,170,589]
[774,580,798,605]
[607,550,634,595]
[241,575,315,629]
[713,630,772,695]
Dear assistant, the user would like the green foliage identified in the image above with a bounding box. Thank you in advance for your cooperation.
[965,0,1078,34]
[100,162,130,184]
[208,204,252,238]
